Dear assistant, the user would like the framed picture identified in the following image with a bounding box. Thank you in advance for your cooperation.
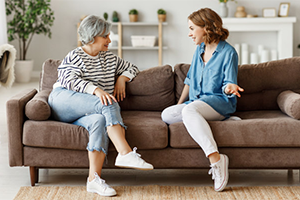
[263,8,276,17]
[278,2,290,17]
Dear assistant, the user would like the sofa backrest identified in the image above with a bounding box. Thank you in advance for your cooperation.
[118,65,175,111]
[40,59,61,91]
[40,59,175,111]
[237,57,300,111]
[174,57,300,111]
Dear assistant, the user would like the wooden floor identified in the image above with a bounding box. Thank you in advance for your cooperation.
[1,79,300,200]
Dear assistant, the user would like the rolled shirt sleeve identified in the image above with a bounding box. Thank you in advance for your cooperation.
[116,56,139,81]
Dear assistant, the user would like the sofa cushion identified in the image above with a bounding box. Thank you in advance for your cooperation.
[119,65,175,111]
[277,90,300,120]
[237,57,300,111]
[169,110,300,148]
[23,120,89,150]
[25,90,52,121]
[23,111,168,151]
[116,111,169,150]
[174,63,190,103]
[40,59,61,91]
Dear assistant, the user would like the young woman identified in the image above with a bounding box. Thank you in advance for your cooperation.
[161,8,244,192]
[48,15,153,197]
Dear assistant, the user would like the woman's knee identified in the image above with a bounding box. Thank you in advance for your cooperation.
[100,101,120,116]
[161,104,185,124]
[182,103,196,116]
[88,114,106,132]
[161,107,170,123]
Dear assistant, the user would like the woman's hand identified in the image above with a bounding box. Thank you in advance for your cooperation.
[114,76,130,102]
[225,84,244,98]
[94,88,117,106]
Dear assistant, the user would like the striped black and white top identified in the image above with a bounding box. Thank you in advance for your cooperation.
[54,47,139,95]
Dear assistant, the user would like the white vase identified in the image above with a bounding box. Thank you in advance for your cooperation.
[14,60,34,83]
[219,2,228,18]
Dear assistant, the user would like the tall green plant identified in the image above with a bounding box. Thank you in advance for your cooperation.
[5,0,55,60]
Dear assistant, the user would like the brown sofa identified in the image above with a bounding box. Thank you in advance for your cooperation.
[7,57,300,186]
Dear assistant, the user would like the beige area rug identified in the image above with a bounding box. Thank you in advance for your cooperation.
[14,185,300,200]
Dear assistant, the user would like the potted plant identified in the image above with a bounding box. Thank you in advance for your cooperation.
[6,0,55,83]
[103,12,108,21]
[112,11,119,22]
[129,9,138,22]
[157,8,166,22]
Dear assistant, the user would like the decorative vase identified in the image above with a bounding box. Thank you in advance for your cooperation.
[235,6,247,18]
[219,2,228,18]
[14,60,33,83]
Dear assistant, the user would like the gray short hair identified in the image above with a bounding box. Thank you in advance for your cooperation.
[78,15,112,45]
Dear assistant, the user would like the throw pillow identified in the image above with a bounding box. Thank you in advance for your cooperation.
[25,90,52,121]
[118,65,175,111]
[277,90,300,120]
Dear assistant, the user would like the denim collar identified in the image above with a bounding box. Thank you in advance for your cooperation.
[199,40,226,54]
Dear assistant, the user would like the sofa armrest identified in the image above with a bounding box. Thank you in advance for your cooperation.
[6,88,37,166]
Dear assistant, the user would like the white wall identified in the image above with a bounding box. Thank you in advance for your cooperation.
[0,0,7,45]
[7,0,300,74]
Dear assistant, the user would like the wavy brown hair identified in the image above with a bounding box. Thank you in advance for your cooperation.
[188,8,229,44]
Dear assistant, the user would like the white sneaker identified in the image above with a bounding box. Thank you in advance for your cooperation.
[86,172,116,197]
[208,154,229,192]
[225,116,242,121]
[115,147,154,170]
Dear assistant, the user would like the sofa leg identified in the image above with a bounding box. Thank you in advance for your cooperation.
[287,169,293,183]
[35,168,39,183]
[29,166,38,186]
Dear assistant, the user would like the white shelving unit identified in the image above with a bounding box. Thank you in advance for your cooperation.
[223,17,297,59]
[109,22,167,65]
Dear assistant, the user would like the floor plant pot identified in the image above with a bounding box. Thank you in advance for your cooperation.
[14,60,33,83]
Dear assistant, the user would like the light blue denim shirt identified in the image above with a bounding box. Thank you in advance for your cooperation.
[184,40,238,118]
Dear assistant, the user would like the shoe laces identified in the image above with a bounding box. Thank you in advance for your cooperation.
[208,164,221,181]
[132,147,143,161]
[94,172,110,189]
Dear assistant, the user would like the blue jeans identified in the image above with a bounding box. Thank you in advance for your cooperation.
[48,87,126,154]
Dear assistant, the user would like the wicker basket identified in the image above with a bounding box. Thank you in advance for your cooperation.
[131,36,156,47]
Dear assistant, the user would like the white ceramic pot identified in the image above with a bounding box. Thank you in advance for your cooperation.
[219,2,228,18]
[14,60,34,83]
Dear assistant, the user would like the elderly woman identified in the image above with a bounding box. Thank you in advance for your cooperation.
[48,15,153,197]
[161,8,244,192]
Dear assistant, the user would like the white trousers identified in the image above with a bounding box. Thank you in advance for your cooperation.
[161,100,225,157]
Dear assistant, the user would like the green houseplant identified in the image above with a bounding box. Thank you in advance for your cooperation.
[157,8,166,22]
[6,0,55,60]
[5,0,55,82]
[129,9,138,22]
[103,12,108,21]
[112,11,119,22]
